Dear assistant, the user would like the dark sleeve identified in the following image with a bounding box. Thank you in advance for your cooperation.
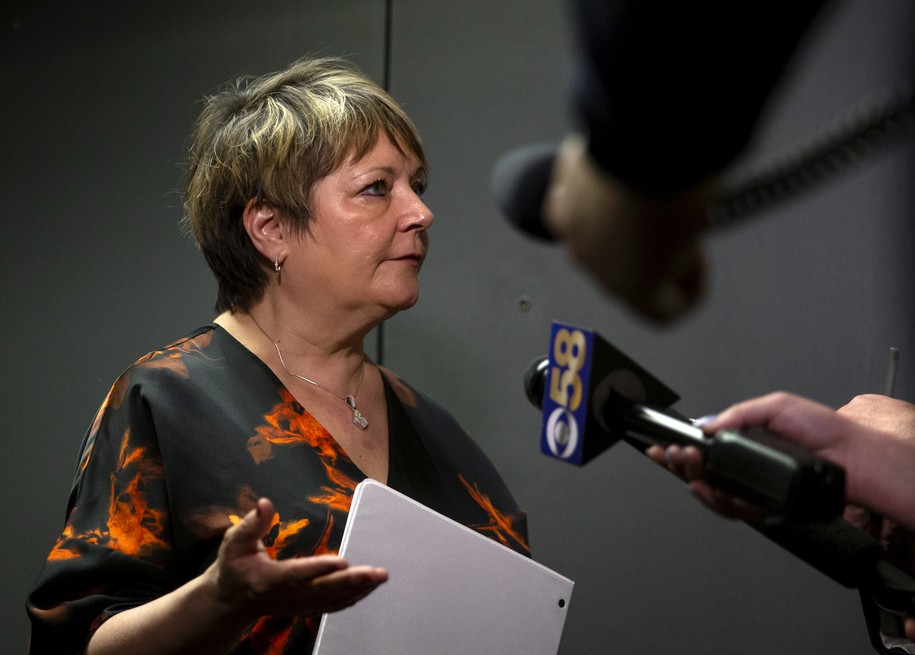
[570,0,828,197]
[27,372,180,655]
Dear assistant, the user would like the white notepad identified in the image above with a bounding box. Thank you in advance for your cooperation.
[313,479,574,655]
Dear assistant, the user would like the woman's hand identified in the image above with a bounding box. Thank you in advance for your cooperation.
[211,497,388,621]
[88,498,387,655]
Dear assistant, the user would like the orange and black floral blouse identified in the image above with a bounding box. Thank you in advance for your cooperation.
[28,325,528,654]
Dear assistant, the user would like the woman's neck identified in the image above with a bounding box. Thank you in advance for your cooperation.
[214,303,371,394]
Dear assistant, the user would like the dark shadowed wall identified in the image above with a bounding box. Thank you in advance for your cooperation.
[2,1,912,653]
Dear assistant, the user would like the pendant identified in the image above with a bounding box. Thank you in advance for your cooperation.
[346,395,369,430]
[352,409,369,430]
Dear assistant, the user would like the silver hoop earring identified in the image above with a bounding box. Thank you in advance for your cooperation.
[274,253,282,273]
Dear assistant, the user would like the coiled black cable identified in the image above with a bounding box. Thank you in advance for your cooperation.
[709,84,915,228]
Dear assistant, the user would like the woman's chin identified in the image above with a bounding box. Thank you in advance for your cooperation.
[382,290,420,315]
[390,295,420,313]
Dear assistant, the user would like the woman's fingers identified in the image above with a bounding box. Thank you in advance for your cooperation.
[260,560,387,617]
[220,498,275,561]
[212,497,388,618]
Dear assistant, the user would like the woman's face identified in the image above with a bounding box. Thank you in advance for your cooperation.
[283,134,433,317]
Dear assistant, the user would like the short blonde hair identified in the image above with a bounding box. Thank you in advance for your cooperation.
[183,56,427,312]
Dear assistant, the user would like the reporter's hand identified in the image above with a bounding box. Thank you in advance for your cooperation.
[702,392,852,460]
[648,393,915,640]
[660,393,854,522]
[837,394,915,443]
[837,395,915,577]
[543,134,714,322]
[698,392,915,532]
[210,497,388,621]
[644,394,851,522]
[645,443,766,523]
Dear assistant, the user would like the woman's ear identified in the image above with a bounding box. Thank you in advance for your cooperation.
[242,199,285,263]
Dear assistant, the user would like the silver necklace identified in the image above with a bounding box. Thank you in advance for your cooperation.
[250,315,370,430]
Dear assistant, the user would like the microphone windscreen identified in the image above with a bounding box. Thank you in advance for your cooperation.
[491,143,558,241]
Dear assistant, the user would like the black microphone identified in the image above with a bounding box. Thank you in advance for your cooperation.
[526,321,845,523]
[493,88,915,240]
[490,143,557,241]
[524,321,915,619]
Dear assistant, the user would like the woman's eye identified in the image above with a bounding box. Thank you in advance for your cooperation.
[363,179,387,196]
[412,180,428,196]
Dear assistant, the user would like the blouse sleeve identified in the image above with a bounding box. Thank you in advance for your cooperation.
[27,369,181,655]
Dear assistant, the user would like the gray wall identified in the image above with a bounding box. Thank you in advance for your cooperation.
[2,1,913,653]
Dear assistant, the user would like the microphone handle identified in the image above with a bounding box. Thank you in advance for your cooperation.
[615,402,845,523]
[756,518,915,638]
[617,401,915,614]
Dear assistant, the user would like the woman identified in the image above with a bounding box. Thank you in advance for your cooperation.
[28,57,528,655]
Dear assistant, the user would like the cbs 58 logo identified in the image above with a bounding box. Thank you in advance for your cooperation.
[545,328,587,459]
